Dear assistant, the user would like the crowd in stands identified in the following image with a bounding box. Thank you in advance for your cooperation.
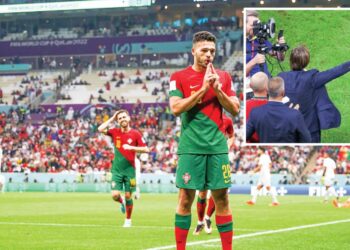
[0,103,177,174]
[0,13,240,41]
[0,74,64,105]
[0,60,346,181]
[1,101,349,178]
[233,146,312,176]
[313,146,350,175]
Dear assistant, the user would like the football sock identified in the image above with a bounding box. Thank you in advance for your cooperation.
[125,199,133,219]
[324,189,330,201]
[113,195,123,204]
[270,188,278,203]
[330,187,337,197]
[252,189,258,203]
[216,215,233,250]
[175,214,191,250]
[196,197,207,223]
[206,196,215,217]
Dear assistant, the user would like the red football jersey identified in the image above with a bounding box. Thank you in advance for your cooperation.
[246,98,268,142]
[107,128,146,170]
[223,114,234,138]
[169,66,236,154]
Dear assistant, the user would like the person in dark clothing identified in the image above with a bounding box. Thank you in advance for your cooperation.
[247,76,311,143]
[278,45,350,142]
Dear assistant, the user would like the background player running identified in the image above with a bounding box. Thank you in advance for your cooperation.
[246,147,279,206]
[322,151,338,203]
[98,109,149,227]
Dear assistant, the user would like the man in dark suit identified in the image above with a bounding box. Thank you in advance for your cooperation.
[246,76,311,143]
[278,45,350,142]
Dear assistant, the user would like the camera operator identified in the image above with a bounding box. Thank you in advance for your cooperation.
[246,10,286,78]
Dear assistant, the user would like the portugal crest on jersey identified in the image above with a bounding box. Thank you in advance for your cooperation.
[182,173,191,184]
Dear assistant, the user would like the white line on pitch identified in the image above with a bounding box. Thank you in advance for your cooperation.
[0,222,173,229]
[145,218,350,250]
[0,221,259,231]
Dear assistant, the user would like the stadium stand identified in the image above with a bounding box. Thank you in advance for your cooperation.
[1,102,349,179]
[0,71,66,105]
[1,0,348,184]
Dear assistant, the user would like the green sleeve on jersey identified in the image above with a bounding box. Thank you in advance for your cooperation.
[169,89,183,98]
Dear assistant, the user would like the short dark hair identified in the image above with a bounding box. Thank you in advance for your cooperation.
[258,147,266,152]
[290,45,310,71]
[192,31,216,44]
[115,109,129,119]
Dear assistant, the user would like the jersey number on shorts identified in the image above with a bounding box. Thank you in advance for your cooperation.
[130,178,136,187]
[222,164,231,184]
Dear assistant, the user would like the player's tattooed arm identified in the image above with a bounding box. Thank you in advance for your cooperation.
[216,93,240,117]
[210,64,240,116]
[170,65,212,116]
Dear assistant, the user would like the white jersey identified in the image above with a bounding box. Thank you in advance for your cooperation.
[0,147,2,169]
[323,157,336,179]
[135,157,141,183]
[259,153,271,176]
[256,153,272,187]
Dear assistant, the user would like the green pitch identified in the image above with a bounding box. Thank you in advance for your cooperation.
[0,193,349,249]
[258,10,350,143]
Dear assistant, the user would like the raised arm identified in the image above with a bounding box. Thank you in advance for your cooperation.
[169,87,208,116]
[98,112,116,132]
[213,89,240,117]
[246,53,265,77]
[169,65,213,116]
[312,61,350,89]
[211,64,240,116]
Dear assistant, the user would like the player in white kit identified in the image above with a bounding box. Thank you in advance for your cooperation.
[322,151,338,203]
[246,147,279,206]
[0,147,5,193]
[134,157,141,200]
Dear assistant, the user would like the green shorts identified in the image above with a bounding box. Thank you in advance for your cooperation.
[111,172,136,193]
[176,154,231,190]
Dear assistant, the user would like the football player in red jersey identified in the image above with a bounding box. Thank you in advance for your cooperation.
[169,31,240,250]
[98,109,149,227]
[194,114,235,235]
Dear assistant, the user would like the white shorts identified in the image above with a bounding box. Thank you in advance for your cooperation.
[257,175,271,187]
[324,178,334,187]
[0,175,5,184]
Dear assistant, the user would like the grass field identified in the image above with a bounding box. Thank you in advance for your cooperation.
[258,10,350,143]
[0,193,349,249]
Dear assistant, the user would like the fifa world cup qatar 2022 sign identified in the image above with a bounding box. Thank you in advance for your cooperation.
[0,35,180,57]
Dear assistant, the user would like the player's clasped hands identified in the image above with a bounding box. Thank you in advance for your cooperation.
[203,63,221,92]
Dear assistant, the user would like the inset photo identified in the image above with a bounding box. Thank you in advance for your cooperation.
[245,9,350,144]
